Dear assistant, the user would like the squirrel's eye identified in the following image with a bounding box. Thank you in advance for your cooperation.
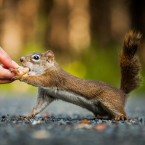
[33,55,40,61]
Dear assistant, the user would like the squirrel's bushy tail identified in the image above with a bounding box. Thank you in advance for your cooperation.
[120,31,141,94]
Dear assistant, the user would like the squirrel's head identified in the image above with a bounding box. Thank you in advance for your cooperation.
[20,50,55,75]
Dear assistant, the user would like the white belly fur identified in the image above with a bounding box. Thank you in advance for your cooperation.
[42,87,95,111]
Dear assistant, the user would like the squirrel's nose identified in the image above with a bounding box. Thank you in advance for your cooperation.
[20,57,25,62]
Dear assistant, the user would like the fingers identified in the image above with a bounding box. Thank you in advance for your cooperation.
[0,47,19,69]
[0,47,19,84]
[0,65,15,79]
[0,65,15,84]
[0,79,14,84]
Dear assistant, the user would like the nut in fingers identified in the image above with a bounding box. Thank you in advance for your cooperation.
[17,66,29,75]
[10,66,29,75]
[10,66,29,80]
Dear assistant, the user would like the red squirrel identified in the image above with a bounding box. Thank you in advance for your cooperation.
[11,31,141,120]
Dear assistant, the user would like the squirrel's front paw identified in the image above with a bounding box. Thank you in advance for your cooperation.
[10,68,23,80]
[9,68,19,74]
[20,113,35,120]
[10,66,29,80]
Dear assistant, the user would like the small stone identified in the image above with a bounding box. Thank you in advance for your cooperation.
[58,119,66,125]
[32,120,38,125]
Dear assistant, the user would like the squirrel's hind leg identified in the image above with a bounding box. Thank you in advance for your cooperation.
[96,101,127,121]
[96,115,110,120]
[21,88,55,119]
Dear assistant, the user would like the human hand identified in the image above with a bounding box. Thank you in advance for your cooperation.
[0,47,19,84]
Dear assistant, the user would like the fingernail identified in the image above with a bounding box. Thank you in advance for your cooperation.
[12,61,19,68]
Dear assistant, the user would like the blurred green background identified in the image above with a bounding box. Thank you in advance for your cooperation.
[0,0,145,96]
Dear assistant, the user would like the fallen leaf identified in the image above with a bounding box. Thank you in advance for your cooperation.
[129,119,135,123]
[42,113,50,118]
[80,119,91,124]
[95,124,107,130]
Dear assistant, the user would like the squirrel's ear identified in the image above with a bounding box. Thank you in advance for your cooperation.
[45,50,54,62]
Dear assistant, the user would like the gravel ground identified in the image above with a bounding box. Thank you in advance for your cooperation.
[0,95,145,145]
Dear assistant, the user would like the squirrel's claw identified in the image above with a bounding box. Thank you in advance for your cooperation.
[10,68,19,74]
[113,115,127,121]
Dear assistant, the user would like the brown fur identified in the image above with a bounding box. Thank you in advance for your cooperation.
[11,31,142,120]
[120,31,141,94]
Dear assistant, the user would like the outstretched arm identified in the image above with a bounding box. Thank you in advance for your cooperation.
[11,67,53,87]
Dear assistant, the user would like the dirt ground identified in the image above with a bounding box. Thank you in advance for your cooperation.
[0,95,145,145]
